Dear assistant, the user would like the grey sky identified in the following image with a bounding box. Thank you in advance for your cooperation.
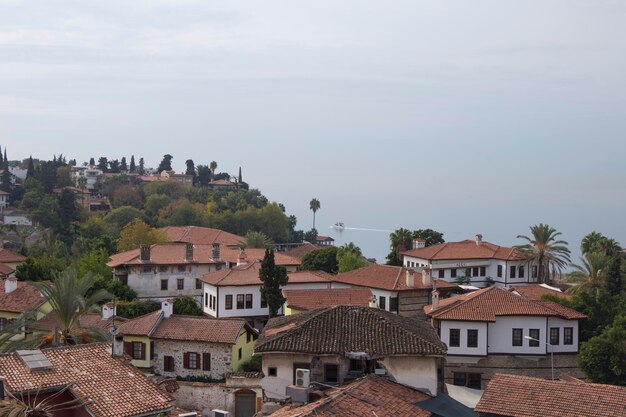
[1,1,625,261]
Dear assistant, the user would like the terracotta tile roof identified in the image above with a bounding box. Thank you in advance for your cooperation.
[425,286,586,322]
[332,264,457,292]
[200,262,331,287]
[151,315,246,344]
[475,373,626,417]
[0,248,26,263]
[208,179,237,186]
[0,263,15,275]
[283,242,320,259]
[34,311,128,332]
[256,305,446,356]
[160,226,243,247]
[0,281,45,313]
[0,190,8,195]
[316,235,334,241]
[284,288,373,311]
[118,310,163,336]
[400,240,524,261]
[0,343,174,417]
[220,248,301,266]
[270,375,431,417]
[510,284,572,301]
[107,243,220,267]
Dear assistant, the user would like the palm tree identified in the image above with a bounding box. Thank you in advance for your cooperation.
[238,231,273,249]
[309,198,320,229]
[581,232,622,256]
[387,228,413,265]
[566,252,608,297]
[0,269,113,352]
[210,161,217,179]
[515,224,571,283]
[338,242,362,258]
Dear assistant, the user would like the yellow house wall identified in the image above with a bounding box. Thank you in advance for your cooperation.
[122,335,153,368]
[231,329,256,371]
[284,306,306,316]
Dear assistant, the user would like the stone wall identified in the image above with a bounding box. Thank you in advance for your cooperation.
[444,353,583,390]
[398,289,429,319]
[154,339,232,379]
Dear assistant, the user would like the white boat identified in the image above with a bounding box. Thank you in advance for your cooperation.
[332,222,345,231]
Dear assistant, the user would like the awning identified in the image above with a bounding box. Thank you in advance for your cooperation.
[416,393,478,417]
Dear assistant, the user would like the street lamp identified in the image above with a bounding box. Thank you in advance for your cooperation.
[524,335,554,380]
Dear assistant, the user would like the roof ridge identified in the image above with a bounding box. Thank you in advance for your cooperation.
[376,309,447,355]
[392,267,403,291]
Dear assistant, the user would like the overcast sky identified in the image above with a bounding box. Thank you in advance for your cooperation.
[1,0,625,260]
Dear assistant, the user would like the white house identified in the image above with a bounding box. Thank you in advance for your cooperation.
[71,165,103,190]
[401,234,535,288]
[424,286,587,389]
[0,190,8,212]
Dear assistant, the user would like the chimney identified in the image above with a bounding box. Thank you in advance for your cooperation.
[368,296,378,308]
[212,243,220,261]
[431,289,440,310]
[405,270,415,288]
[140,244,151,262]
[102,302,116,320]
[413,238,426,249]
[161,299,173,318]
[475,234,483,246]
[4,277,17,294]
[422,268,432,287]
[237,248,248,266]
[185,243,194,262]
[112,335,124,357]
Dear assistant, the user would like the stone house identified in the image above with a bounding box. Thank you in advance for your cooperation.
[424,286,587,389]
[255,305,447,400]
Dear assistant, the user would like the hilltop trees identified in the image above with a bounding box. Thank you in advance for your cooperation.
[157,154,173,173]
[117,218,169,252]
[259,249,288,318]
[515,224,571,283]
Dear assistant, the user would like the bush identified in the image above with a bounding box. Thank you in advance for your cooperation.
[240,354,262,372]
[116,300,160,319]
[173,296,203,316]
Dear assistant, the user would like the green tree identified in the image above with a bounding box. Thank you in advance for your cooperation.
[144,194,171,225]
[386,228,413,266]
[103,206,145,236]
[239,231,273,248]
[412,229,445,246]
[138,157,145,175]
[56,166,73,187]
[300,246,339,274]
[259,249,288,318]
[173,296,203,316]
[197,164,211,186]
[567,252,608,297]
[26,155,35,178]
[97,157,108,172]
[515,224,571,283]
[303,228,318,244]
[15,255,67,281]
[605,254,623,295]
[338,252,367,273]
[185,159,196,185]
[338,242,362,259]
[89,157,95,166]
[578,315,626,385]
[581,231,622,257]
[120,157,128,172]
[210,161,218,179]
[309,198,320,229]
[129,155,136,173]
[158,154,173,173]
[117,218,169,252]
[116,300,160,319]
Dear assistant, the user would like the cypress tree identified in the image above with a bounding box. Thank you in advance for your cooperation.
[238,167,242,183]
[139,158,145,175]
[89,157,95,166]
[0,145,3,165]
[26,156,35,178]
[259,249,289,318]
[129,155,136,173]
[120,157,128,172]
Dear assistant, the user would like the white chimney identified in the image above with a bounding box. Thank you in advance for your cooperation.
[237,248,248,266]
[368,296,378,308]
[161,299,174,318]
[4,277,17,294]
[102,302,116,320]
[413,238,426,249]
[112,335,124,357]
[431,289,440,310]
[405,270,415,288]
[422,268,432,287]
[475,234,483,246]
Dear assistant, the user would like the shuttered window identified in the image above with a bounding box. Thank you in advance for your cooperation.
[164,355,175,372]
[202,353,211,371]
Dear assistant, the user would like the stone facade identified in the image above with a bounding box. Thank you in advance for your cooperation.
[444,353,583,390]
[154,339,233,379]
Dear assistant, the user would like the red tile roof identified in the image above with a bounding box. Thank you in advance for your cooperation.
[118,310,163,336]
[160,226,243,247]
[0,263,15,276]
[151,315,246,344]
[200,262,331,287]
[400,240,524,261]
[510,284,572,301]
[425,286,586,322]
[0,248,26,263]
[0,281,45,313]
[316,235,334,241]
[220,248,301,266]
[332,264,457,292]
[284,288,373,311]
[208,179,237,186]
[283,242,320,259]
[475,373,626,417]
[270,375,431,417]
[256,305,447,356]
[107,243,221,267]
[0,343,174,417]
[34,311,128,332]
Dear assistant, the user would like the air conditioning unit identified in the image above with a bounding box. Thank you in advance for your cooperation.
[212,410,229,417]
[295,368,310,388]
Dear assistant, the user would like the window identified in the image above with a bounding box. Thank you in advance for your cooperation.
[268,367,277,377]
[202,353,211,371]
[529,329,540,347]
[143,266,152,273]
[150,341,155,360]
[159,265,168,272]
[132,342,145,359]
[510,265,516,278]
[225,295,233,310]
[238,347,242,360]
[185,352,198,369]
[479,266,486,277]
[467,329,478,348]
[212,295,217,310]
[245,294,253,309]
[449,329,460,347]
[161,279,168,291]
[196,279,202,289]
[453,372,481,389]
[164,355,175,372]
[205,293,208,307]
[178,265,186,272]
[497,265,503,278]
[350,359,364,372]
[261,297,267,308]
[518,266,525,278]
[237,294,245,309]
[451,268,457,278]
[379,296,386,310]
[532,266,538,278]
[472,267,479,277]
[550,327,560,345]
[438,269,444,278]
[564,327,573,345]
[177,279,184,290]
[209,294,213,309]
[512,328,523,346]
[0,318,6,330]
[324,364,339,383]
[389,297,399,313]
